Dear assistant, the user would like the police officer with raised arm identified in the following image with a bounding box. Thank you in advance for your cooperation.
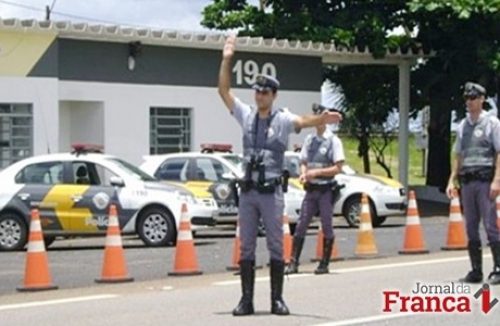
[446,82,500,285]
[218,35,343,316]
[287,104,345,275]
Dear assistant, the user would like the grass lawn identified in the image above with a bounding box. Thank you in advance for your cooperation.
[341,134,426,185]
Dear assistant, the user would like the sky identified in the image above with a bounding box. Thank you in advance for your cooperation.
[0,0,241,31]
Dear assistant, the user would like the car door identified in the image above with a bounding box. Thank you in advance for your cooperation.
[68,161,117,232]
[193,158,238,216]
[14,161,69,232]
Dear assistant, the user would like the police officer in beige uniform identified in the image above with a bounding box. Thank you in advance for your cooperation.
[218,35,342,316]
[446,82,500,285]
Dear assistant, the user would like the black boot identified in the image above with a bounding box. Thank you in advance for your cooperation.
[315,238,334,275]
[270,259,290,315]
[233,260,255,316]
[461,241,483,283]
[286,237,305,274]
[488,241,500,285]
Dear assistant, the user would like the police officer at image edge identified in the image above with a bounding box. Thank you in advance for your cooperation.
[287,103,345,275]
[446,82,500,285]
[218,35,342,316]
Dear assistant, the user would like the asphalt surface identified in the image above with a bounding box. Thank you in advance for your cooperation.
[0,251,498,325]
[0,199,492,297]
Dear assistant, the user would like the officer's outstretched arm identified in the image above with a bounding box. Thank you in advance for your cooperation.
[294,111,342,130]
[218,35,236,112]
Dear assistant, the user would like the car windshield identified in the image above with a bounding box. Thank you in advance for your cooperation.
[222,154,244,172]
[107,158,156,182]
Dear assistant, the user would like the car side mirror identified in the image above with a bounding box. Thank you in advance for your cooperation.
[110,176,125,187]
[221,172,235,180]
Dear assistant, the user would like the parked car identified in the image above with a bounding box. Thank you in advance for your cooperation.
[140,144,305,231]
[284,151,407,227]
[0,144,217,251]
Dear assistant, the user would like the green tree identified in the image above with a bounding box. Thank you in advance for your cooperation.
[202,0,415,175]
[408,0,500,189]
[202,0,500,186]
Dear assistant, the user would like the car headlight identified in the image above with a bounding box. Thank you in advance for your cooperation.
[175,191,197,205]
[373,185,399,195]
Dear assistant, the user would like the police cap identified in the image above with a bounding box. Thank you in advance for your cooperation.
[463,82,486,98]
[252,75,280,92]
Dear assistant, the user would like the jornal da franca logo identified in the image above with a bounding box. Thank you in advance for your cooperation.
[383,282,498,314]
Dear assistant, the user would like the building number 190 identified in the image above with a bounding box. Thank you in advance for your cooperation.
[232,60,277,86]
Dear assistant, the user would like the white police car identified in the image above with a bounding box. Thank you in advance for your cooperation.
[0,145,217,251]
[140,144,305,230]
[285,151,407,227]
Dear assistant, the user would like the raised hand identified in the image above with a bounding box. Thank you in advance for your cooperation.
[223,35,236,59]
[322,111,343,124]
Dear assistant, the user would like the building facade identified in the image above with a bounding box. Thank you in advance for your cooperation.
[0,19,322,168]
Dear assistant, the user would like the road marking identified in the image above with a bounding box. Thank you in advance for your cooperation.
[335,254,490,274]
[314,312,416,326]
[0,294,118,311]
[212,254,492,286]
[213,273,312,286]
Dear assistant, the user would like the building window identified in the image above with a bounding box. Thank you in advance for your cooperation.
[150,107,191,154]
[0,104,33,169]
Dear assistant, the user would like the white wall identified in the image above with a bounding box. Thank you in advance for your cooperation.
[59,101,104,152]
[59,81,320,165]
[0,76,59,156]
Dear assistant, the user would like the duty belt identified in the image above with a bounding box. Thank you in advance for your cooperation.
[459,169,494,184]
[303,183,333,192]
[237,178,282,194]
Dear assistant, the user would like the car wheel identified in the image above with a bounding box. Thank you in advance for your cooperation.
[0,213,28,251]
[342,196,377,228]
[44,236,56,248]
[372,216,387,227]
[137,207,176,247]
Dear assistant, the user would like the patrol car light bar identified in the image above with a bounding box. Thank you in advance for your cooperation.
[71,143,104,155]
[200,143,233,153]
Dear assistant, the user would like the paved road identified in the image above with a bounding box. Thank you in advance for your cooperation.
[0,251,498,325]
[0,205,494,297]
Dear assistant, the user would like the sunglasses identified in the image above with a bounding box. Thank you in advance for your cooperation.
[464,95,479,101]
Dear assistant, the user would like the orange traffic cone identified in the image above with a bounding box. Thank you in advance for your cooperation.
[96,204,134,283]
[17,209,58,292]
[226,218,241,271]
[311,224,341,262]
[496,196,500,230]
[283,213,293,264]
[442,190,467,251]
[169,203,203,276]
[399,191,429,255]
[355,194,378,257]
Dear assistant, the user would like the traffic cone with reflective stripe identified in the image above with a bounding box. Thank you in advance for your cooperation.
[442,190,467,251]
[311,224,341,262]
[95,204,134,283]
[496,196,500,230]
[355,194,378,257]
[283,213,293,264]
[169,203,203,276]
[17,209,58,292]
[226,218,241,271]
[399,191,429,255]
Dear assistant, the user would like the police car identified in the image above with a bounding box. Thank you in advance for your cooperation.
[140,144,305,230]
[285,151,407,227]
[0,145,217,251]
